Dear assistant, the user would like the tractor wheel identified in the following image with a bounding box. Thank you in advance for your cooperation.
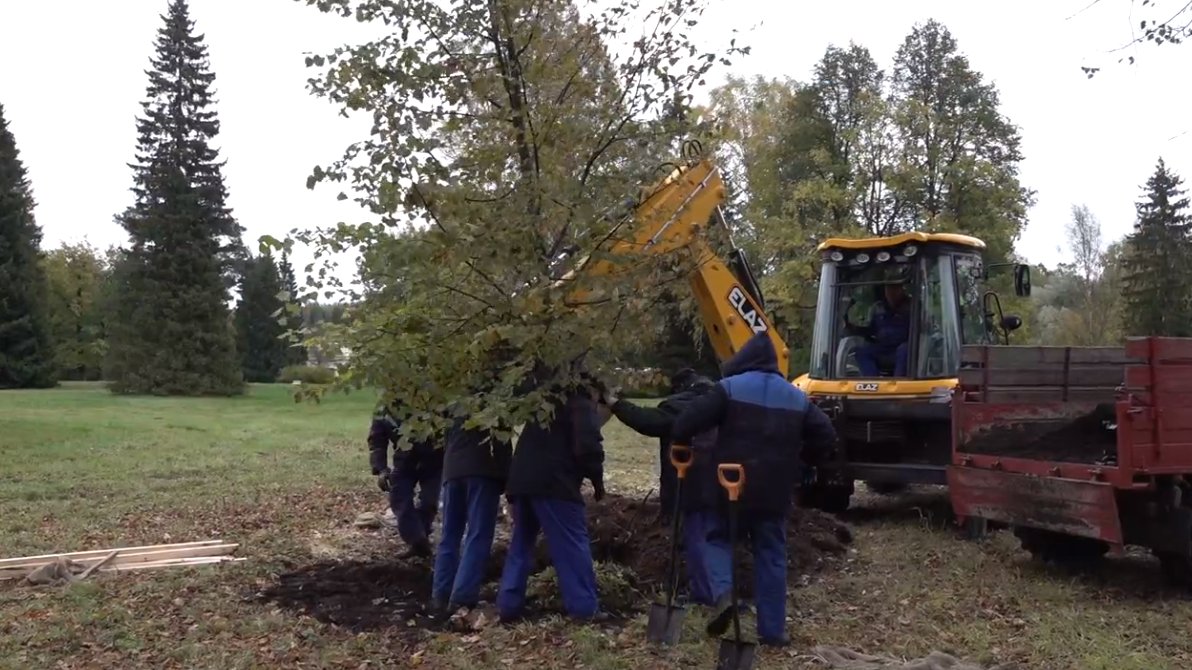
[1015,527,1109,565]
[1157,553,1192,588]
[866,481,908,496]
[799,483,853,514]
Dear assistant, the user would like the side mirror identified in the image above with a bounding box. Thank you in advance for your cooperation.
[1001,314,1023,332]
[1013,264,1031,297]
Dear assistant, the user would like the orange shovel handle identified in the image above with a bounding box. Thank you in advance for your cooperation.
[669,444,694,479]
[717,464,745,502]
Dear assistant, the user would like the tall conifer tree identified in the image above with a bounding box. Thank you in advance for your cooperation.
[105,0,245,395]
[0,102,57,389]
[1120,158,1192,337]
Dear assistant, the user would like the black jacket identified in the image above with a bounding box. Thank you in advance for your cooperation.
[442,413,513,484]
[611,379,719,512]
[367,405,444,475]
[672,333,837,514]
[505,385,605,504]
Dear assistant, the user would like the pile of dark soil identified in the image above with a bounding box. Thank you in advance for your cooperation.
[258,492,853,634]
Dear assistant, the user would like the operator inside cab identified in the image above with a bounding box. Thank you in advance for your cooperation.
[844,273,911,378]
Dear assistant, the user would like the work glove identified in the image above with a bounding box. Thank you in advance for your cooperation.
[377,468,392,492]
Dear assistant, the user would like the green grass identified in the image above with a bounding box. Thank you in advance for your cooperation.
[1,384,1190,669]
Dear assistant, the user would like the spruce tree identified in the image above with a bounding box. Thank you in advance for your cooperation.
[105,0,245,395]
[234,252,286,382]
[1120,158,1192,337]
[0,102,57,389]
[278,250,307,366]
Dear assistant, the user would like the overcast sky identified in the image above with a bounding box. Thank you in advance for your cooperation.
[2,0,1189,279]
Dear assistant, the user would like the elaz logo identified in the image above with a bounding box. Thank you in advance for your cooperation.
[854,382,879,392]
[728,286,768,334]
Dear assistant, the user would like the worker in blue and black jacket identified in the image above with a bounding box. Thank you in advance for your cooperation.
[368,402,444,559]
[671,332,838,647]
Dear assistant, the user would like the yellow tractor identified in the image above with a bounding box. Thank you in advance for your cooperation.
[792,232,1032,511]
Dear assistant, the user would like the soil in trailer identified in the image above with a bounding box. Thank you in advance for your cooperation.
[962,404,1119,464]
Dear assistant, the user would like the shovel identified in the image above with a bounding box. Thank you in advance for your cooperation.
[646,443,695,645]
[715,463,757,670]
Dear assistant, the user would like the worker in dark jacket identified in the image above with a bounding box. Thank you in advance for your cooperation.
[671,332,837,647]
[604,369,721,605]
[368,403,444,559]
[497,368,607,623]
[851,281,911,377]
[430,405,513,614]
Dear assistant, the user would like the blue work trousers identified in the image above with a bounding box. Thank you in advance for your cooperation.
[704,512,788,641]
[682,510,717,606]
[497,497,599,619]
[389,463,441,548]
[432,476,502,607]
[856,341,908,377]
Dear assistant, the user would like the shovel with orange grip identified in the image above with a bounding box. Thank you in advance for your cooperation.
[714,463,756,670]
[645,444,695,645]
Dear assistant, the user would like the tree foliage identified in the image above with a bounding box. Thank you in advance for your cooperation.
[1081,0,1192,77]
[235,252,288,382]
[42,242,112,380]
[1030,205,1122,346]
[0,101,56,389]
[285,0,746,440]
[1119,158,1192,337]
[104,0,246,396]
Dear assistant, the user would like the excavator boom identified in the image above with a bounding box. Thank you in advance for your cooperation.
[559,156,791,375]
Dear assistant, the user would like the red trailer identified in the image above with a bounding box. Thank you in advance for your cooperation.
[947,336,1192,583]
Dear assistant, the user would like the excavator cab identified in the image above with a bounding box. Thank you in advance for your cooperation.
[794,232,1031,512]
[807,233,1004,383]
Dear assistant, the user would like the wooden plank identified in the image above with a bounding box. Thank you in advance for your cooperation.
[959,366,1129,388]
[971,387,1125,404]
[1126,337,1192,363]
[0,540,227,570]
[0,543,237,571]
[961,345,1138,366]
[0,556,246,581]
[102,556,246,573]
[1125,366,1192,395]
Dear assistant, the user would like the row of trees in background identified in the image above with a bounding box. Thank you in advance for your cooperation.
[0,0,323,392]
[3,1,1191,396]
[1033,159,1192,345]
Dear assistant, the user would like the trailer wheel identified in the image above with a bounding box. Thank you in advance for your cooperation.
[1156,552,1192,589]
[1015,527,1110,565]
[798,483,853,514]
[866,481,908,496]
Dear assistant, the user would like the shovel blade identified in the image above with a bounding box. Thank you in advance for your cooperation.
[715,639,757,670]
[645,603,686,645]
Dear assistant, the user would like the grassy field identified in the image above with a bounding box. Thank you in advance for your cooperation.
[2,383,1191,669]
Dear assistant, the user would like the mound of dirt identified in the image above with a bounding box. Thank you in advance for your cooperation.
[581,494,854,598]
[258,491,854,634]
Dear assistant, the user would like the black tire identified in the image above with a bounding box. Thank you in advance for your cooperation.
[798,483,852,514]
[1015,527,1109,565]
[1156,551,1192,589]
[866,481,908,496]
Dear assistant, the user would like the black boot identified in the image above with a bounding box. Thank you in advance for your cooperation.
[399,541,432,559]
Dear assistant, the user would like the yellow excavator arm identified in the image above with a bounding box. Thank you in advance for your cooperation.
[557,156,791,375]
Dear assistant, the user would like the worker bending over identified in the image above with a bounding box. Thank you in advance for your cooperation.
[672,332,837,646]
[429,399,513,616]
[368,402,444,559]
[602,368,722,606]
[497,365,609,623]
